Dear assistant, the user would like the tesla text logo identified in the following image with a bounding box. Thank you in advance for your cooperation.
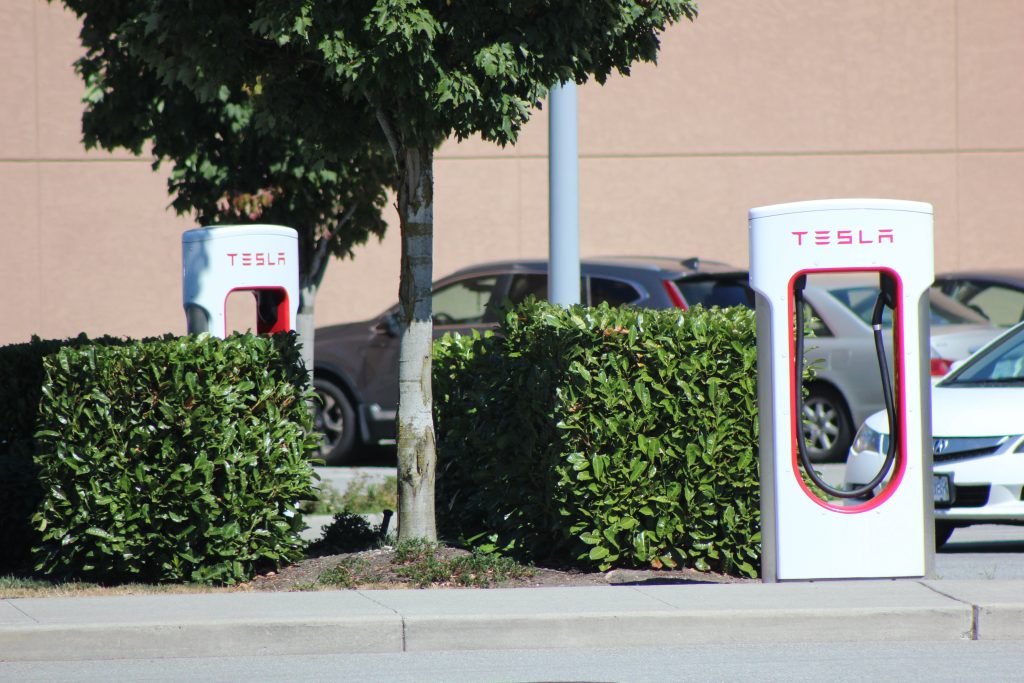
[790,228,894,246]
[226,252,287,267]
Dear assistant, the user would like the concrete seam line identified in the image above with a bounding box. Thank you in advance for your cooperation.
[915,580,979,640]
[355,590,408,651]
[619,585,681,609]
[5,601,39,624]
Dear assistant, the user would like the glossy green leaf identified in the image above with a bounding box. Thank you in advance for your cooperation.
[433,300,763,579]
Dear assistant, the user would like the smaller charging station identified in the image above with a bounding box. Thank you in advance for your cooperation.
[182,225,299,337]
[749,199,934,581]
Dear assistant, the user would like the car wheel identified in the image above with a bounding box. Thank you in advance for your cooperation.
[313,378,357,466]
[801,384,853,463]
[935,521,955,549]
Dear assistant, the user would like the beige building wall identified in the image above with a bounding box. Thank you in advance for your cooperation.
[2,0,1022,345]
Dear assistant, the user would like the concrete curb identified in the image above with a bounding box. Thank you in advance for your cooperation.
[3,580,1022,661]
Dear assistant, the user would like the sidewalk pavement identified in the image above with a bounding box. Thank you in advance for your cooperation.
[1,579,1022,661]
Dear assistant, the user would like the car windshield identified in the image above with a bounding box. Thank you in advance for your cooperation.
[942,324,1024,386]
[829,286,988,327]
[673,276,753,309]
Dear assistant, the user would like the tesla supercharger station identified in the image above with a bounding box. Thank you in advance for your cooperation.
[182,225,299,337]
[749,198,934,581]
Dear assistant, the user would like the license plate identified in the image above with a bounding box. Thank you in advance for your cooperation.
[934,472,954,508]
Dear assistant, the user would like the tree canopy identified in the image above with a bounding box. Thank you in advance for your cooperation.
[62,0,396,379]
[57,0,699,541]
[69,4,395,276]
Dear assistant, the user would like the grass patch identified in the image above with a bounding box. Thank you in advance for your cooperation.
[317,539,536,589]
[339,474,398,514]
[393,540,535,588]
[0,575,223,599]
[301,474,398,516]
[318,557,377,589]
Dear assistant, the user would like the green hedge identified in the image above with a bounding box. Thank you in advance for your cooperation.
[434,300,761,578]
[29,332,319,585]
[0,334,128,575]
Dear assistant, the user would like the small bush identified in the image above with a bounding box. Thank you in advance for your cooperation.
[434,300,762,578]
[307,510,385,556]
[32,332,319,585]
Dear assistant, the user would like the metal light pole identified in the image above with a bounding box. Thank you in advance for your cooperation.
[548,81,580,306]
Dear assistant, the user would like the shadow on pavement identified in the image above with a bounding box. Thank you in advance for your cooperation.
[341,445,397,468]
[940,539,1024,554]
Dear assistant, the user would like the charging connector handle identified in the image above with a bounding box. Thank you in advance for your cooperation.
[794,283,899,499]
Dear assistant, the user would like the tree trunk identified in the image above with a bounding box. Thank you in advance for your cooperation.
[395,144,437,542]
[296,204,357,387]
[296,282,317,385]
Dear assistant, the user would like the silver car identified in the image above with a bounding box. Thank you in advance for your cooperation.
[799,273,1001,462]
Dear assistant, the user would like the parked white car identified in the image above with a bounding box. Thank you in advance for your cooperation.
[799,273,1000,462]
[845,321,1024,546]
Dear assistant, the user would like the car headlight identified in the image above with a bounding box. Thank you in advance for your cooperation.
[850,423,889,455]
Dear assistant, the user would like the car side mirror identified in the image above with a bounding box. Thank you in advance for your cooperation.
[375,313,401,338]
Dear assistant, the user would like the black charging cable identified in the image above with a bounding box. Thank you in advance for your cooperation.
[793,277,899,499]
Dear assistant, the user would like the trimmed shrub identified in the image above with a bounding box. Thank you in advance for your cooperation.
[434,300,761,578]
[0,335,128,575]
[0,439,43,575]
[31,332,319,585]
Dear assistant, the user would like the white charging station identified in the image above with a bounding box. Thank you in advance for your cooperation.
[182,225,299,337]
[749,198,934,581]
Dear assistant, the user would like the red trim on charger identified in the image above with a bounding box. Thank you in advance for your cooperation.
[224,286,292,336]
[787,268,907,514]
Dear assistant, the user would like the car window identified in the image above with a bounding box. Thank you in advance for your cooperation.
[589,277,641,306]
[431,275,500,325]
[927,288,992,325]
[674,277,753,309]
[942,281,1024,327]
[829,286,987,327]
[505,273,586,307]
[506,274,549,306]
[946,325,1024,385]
[937,279,975,301]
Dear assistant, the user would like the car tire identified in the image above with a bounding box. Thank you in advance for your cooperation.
[935,521,955,549]
[801,384,853,463]
[313,377,358,466]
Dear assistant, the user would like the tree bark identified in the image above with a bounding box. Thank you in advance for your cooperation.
[295,205,356,384]
[394,143,437,542]
[296,283,317,383]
